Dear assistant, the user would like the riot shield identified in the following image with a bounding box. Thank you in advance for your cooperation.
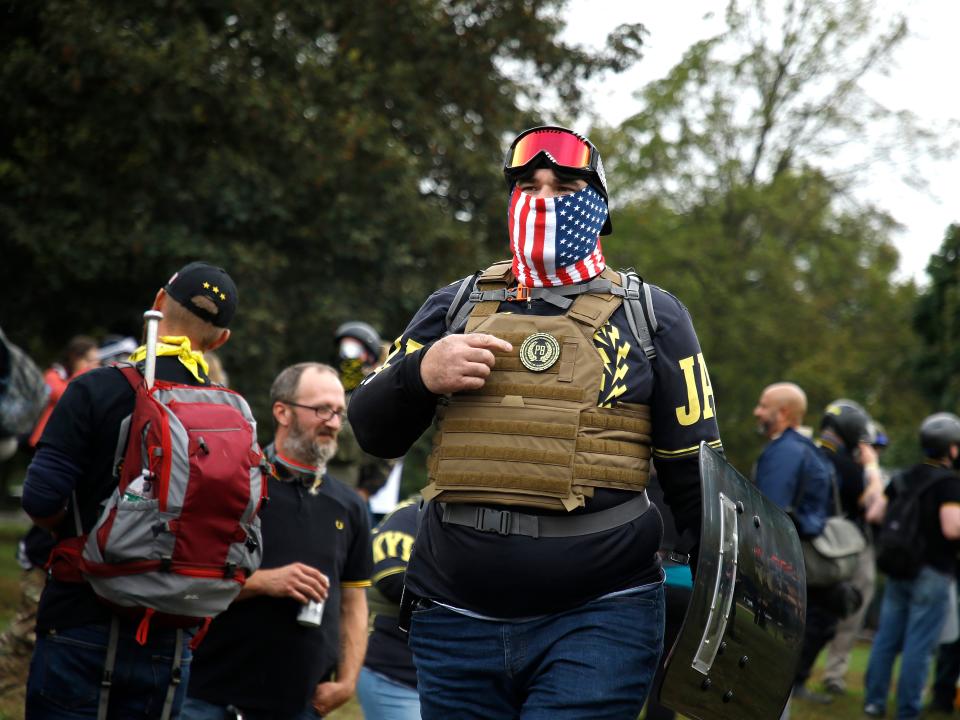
[659,442,806,720]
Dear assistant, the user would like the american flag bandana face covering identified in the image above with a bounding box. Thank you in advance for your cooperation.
[508,184,607,287]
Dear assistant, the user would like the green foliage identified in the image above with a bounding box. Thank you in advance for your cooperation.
[0,0,642,435]
[914,224,960,410]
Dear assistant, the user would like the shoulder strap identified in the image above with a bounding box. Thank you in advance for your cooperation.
[478,259,514,282]
[904,468,953,500]
[444,272,482,336]
[115,363,144,390]
[787,439,831,516]
[445,261,515,335]
[617,270,658,360]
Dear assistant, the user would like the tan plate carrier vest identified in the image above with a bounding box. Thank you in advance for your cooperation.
[423,261,653,512]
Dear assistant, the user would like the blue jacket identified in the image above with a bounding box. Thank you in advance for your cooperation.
[754,427,832,538]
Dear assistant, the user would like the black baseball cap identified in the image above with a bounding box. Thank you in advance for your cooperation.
[164,262,238,328]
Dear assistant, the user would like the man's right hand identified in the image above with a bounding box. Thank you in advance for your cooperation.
[239,562,329,603]
[420,333,512,395]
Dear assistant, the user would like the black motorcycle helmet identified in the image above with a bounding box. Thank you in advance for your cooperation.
[334,321,381,363]
[820,399,871,450]
[919,412,960,459]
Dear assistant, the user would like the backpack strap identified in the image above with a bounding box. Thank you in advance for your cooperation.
[115,363,144,389]
[97,616,121,720]
[898,467,953,500]
[444,272,482,336]
[618,270,658,361]
[159,629,185,720]
[111,365,145,482]
[786,439,831,518]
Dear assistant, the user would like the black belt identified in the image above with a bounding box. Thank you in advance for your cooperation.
[440,492,651,538]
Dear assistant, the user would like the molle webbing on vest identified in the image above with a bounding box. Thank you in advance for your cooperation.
[425,265,653,512]
[435,445,573,467]
[574,462,650,486]
[466,382,586,403]
[581,408,652,436]
[440,418,578,440]
[575,437,651,458]
[494,357,561,374]
[430,472,574,497]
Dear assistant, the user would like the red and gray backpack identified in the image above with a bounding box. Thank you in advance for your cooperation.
[49,364,267,640]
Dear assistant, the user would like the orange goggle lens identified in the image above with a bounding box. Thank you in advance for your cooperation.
[507,129,592,170]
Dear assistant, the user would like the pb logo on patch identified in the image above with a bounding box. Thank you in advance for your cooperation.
[519,333,561,372]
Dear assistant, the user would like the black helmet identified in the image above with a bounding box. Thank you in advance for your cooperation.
[334,321,381,362]
[820,399,871,450]
[919,412,960,458]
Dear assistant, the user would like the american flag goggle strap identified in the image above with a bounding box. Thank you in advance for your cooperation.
[505,128,595,172]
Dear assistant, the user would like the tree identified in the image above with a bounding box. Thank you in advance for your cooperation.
[597,0,934,469]
[0,0,643,441]
[914,224,960,410]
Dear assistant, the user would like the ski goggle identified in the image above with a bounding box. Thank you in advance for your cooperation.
[504,126,600,176]
[504,125,612,234]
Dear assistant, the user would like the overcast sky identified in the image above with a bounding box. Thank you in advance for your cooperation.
[561,0,960,285]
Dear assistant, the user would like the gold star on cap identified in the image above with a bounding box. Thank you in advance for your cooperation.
[212,286,220,294]
[220,293,226,300]
[203,282,210,289]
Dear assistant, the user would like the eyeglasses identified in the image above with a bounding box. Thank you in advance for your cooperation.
[285,401,345,422]
[504,126,600,178]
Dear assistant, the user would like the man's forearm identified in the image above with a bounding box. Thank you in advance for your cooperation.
[336,587,369,688]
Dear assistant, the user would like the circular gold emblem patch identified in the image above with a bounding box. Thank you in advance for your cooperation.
[519,332,561,372]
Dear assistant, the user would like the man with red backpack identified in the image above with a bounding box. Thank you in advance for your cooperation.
[22,262,262,720]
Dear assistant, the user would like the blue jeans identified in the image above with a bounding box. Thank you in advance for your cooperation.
[408,584,664,720]
[26,622,192,719]
[864,565,953,719]
[357,667,421,720]
[180,696,321,720]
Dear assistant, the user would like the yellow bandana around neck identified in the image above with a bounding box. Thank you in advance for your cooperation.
[129,336,210,384]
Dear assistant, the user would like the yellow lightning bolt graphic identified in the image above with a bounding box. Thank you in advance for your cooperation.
[614,361,629,384]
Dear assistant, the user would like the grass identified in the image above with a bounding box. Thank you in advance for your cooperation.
[0,522,27,631]
[793,642,873,720]
[0,520,29,720]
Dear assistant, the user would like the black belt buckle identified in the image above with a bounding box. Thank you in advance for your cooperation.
[476,508,511,535]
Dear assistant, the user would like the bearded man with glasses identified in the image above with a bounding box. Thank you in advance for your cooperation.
[183,363,372,720]
[348,126,724,719]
